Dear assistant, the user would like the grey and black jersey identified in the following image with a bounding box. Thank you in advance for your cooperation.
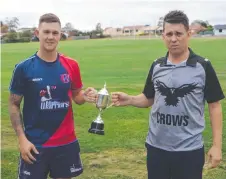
[143,48,225,152]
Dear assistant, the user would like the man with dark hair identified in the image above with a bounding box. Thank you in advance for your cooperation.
[8,13,97,179]
[112,10,224,179]
[163,10,190,30]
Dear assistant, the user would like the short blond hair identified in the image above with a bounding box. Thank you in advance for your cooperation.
[39,13,61,26]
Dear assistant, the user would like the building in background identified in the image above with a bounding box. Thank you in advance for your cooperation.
[213,25,226,36]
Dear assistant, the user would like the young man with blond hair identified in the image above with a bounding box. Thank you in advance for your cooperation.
[9,13,96,179]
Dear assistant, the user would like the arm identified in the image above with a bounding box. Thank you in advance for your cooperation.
[8,93,26,140]
[72,88,85,105]
[69,61,97,105]
[8,64,39,164]
[112,62,156,108]
[208,101,223,150]
[8,93,39,164]
[204,60,225,168]
[204,60,224,149]
[8,64,26,139]
[129,93,154,108]
[72,87,97,105]
[206,101,223,168]
[139,61,156,107]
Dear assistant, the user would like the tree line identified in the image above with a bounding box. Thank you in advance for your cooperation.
[0,17,109,43]
[1,17,214,43]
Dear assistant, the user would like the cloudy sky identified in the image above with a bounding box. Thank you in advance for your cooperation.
[0,0,225,31]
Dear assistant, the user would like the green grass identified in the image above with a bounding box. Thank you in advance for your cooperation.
[1,38,226,179]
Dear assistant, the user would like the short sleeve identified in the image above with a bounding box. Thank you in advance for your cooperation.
[71,62,83,90]
[9,64,25,96]
[204,61,225,103]
[142,62,155,99]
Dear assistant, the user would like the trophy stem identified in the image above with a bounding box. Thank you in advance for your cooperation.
[99,108,104,115]
[88,111,105,135]
[99,108,103,112]
[96,112,103,123]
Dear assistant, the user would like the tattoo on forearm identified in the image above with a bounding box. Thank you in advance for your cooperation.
[8,93,24,137]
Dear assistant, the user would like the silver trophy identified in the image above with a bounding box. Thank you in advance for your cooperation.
[88,82,112,135]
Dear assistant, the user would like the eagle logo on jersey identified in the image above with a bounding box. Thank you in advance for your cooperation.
[60,74,70,83]
[155,80,198,106]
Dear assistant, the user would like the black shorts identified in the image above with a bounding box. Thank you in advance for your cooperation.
[18,141,83,179]
[145,143,205,179]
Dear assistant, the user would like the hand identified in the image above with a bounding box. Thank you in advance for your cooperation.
[19,137,39,164]
[83,87,97,103]
[111,92,131,106]
[206,145,222,169]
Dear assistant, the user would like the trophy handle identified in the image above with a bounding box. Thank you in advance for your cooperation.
[106,103,113,109]
[106,94,114,109]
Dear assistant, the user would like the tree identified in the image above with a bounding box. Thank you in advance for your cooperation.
[32,27,37,31]
[61,33,67,40]
[5,31,17,42]
[21,30,32,38]
[5,17,19,32]
[0,21,8,33]
[95,23,103,35]
[157,17,164,27]
[204,21,213,31]
[64,22,74,31]
[191,20,208,28]
[204,21,210,26]
[190,20,213,34]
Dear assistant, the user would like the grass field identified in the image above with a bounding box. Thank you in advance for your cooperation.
[1,38,226,179]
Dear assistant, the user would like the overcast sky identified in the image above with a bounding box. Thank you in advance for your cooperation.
[0,0,225,31]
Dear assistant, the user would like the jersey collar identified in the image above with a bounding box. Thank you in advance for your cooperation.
[160,48,197,67]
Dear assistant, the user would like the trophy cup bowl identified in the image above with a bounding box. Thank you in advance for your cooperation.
[88,83,111,135]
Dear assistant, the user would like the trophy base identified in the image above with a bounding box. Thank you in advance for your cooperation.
[88,121,104,135]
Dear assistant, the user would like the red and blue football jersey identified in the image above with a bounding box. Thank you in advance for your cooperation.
[9,53,83,148]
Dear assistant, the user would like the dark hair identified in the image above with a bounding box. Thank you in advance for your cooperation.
[39,13,61,26]
[163,10,189,31]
